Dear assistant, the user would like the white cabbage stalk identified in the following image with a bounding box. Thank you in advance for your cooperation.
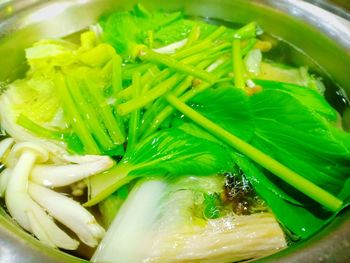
[92,179,167,263]
[28,182,105,247]
[146,213,286,263]
[93,177,286,263]
[30,155,114,187]
[153,39,188,54]
[5,142,79,250]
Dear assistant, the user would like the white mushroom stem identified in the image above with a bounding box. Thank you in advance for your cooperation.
[5,142,79,250]
[28,182,105,247]
[30,155,114,187]
[60,154,110,164]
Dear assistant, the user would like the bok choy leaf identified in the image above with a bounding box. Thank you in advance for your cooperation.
[85,128,234,206]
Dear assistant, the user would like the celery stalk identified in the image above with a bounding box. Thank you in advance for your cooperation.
[233,22,258,40]
[232,39,246,90]
[139,47,217,84]
[55,72,100,154]
[173,39,212,60]
[141,61,230,138]
[182,23,200,49]
[205,25,227,41]
[84,79,126,144]
[66,76,114,151]
[117,66,160,102]
[127,72,141,150]
[111,54,123,96]
[117,73,185,116]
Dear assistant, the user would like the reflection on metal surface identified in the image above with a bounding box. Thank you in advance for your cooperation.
[23,2,70,26]
[269,0,350,47]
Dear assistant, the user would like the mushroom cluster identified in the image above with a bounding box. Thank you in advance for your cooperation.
[0,138,114,249]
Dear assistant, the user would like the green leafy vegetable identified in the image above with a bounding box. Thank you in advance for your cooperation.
[85,128,234,206]
[163,79,350,238]
[234,154,333,238]
[99,4,183,58]
[250,81,350,194]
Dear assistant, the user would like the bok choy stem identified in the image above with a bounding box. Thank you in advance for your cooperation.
[165,94,343,212]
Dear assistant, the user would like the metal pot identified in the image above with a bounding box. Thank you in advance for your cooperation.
[0,0,349,262]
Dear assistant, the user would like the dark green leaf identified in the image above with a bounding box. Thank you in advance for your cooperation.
[190,86,254,142]
[251,82,350,195]
[234,154,334,238]
[100,6,184,57]
[126,128,234,177]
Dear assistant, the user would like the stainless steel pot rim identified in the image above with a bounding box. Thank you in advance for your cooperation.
[0,1,349,263]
